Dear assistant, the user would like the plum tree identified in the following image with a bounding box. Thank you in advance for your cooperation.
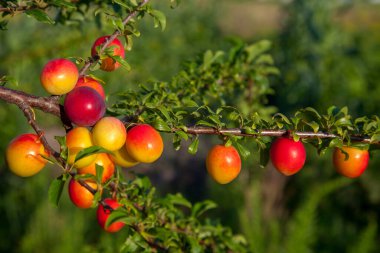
[0,0,378,252]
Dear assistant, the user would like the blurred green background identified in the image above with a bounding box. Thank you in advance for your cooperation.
[1,0,380,252]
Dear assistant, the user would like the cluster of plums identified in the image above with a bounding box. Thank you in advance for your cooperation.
[206,137,370,185]
[5,35,163,232]
[4,35,370,233]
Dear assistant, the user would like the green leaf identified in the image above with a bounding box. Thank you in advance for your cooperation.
[192,200,217,218]
[305,121,319,133]
[243,126,257,135]
[176,130,189,141]
[150,10,166,31]
[370,133,380,143]
[121,236,140,252]
[112,17,125,31]
[48,175,67,207]
[303,107,321,119]
[113,0,131,9]
[54,135,66,149]
[255,54,274,65]
[75,146,110,163]
[187,236,204,253]
[335,117,352,127]
[92,190,102,208]
[39,154,57,165]
[153,118,171,131]
[196,120,216,128]
[167,193,192,208]
[188,136,199,155]
[202,50,224,70]
[235,142,250,160]
[329,138,343,148]
[25,9,55,25]
[125,34,134,51]
[182,98,198,107]
[50,0,76,9]
[95,164,104,184]
[158,106,171,120]
[245,40,272,62]
[0,21,8,30]
[259,147,270,168]
[112,55,131,71]
[173,134,182,151]
[339,106,349,116]
[133,175,151,190]
[327,106,338,116]
[273,113,291,125]
[106,209,138,228]
[207,114,222,126]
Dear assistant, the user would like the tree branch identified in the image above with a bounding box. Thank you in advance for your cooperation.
[0,86,61,116]
[0,85,376,144]
[181,127,372,143]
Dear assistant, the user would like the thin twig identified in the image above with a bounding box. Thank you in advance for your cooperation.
[181,127,372,143]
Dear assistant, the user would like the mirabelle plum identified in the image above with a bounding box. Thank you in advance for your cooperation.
[206,145,241,184]
[92,117,127,152]
[6,133,48,177]
[333,146,369,178]
[125,124,163,163]
[68,178,98,209]
[66,127,98,168]
[40,58,78,95]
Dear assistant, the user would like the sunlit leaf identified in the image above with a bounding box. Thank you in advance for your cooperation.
[25,9,55,24]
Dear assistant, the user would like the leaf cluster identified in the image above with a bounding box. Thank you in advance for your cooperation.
[0,0,168,31]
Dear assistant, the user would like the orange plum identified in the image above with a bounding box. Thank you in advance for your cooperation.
[92,117,127,152]
[66,127,98,168]
[333,146,369,178]
[206,144,241,184]
[6,133,49,177]
[125,124,163,163]
[68,178,98,209]
[109,145,139,168]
